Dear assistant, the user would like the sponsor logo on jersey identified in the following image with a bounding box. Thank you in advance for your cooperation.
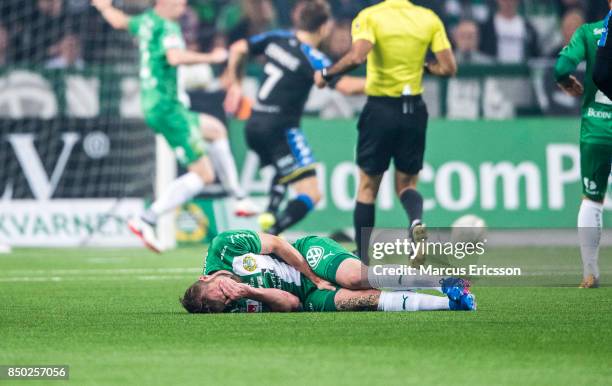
[586,108,612,119]
[246,299,262,313]
[243,254,258,272]
[305,247,333,268]
[583,178,599,195]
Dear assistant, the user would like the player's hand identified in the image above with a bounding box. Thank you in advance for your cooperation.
[313,278,335,292]
[558,75,584,97]
[224,82,243,115]
[314,71,328,89]
[92,0,112,11]
[207,47,228,64]
[219,279,252,302]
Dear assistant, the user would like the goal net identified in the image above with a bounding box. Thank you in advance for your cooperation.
[0,0,160,247]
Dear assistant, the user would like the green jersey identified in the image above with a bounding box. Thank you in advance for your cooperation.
[128,10,185,112]
[203,230,358,312]
[204,230,314,312]
[558,20,612,144]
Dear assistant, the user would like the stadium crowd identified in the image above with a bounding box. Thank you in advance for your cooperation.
[0,0,610,67]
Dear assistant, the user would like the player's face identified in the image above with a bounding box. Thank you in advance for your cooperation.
[200,276,230,312]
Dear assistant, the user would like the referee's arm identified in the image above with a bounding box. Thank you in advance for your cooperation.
[314,40,373,88]
[425,49,457,77]
[314,41,457,88]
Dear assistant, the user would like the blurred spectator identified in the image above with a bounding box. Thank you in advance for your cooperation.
[180,5,201,51]
[480,0,540,63]
[445,0,491,28]
[0,24,7,66]
[586,1,610,22]
[554,0,586,17]
[550,8,585,57]
[226,0,277,44]
[522,0,564,54]
[27,0,68,62]
[190,0,231,51]
[453,19,494,64]
[412,0,447,22]
[46,33,84,69]
[327,21,352,60]
[330,0,372,22]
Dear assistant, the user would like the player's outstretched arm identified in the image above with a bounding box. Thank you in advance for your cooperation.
[425,49,458,77]
[92,0,129,30]
[259,233,335,292]
[166,47,228,67]
[223,40,249,114]
[219,280,300,312]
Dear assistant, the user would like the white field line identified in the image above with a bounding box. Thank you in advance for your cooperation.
[0,267,201,283]
[0,267,200,276]
[0,275,193,283]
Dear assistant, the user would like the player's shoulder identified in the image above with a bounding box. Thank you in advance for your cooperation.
[249,29,295,43]
[214,230,259,244]
[300,43,331,70]
[410,4,444,25]
[568,21,605,44]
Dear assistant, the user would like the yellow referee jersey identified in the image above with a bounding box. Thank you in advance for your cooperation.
[352,0,451,97]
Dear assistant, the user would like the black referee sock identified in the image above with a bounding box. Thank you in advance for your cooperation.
[354,202,375,263]
[268,195,313,235]
[399,189,423,225]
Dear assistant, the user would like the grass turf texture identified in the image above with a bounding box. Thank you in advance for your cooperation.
[1,247,611,386]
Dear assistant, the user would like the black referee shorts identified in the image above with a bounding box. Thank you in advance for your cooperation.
[356,95,428,176]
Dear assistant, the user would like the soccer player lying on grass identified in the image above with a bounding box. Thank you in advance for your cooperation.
[179,230,475,313]
[180,266,475,314]
[201,230,469,294]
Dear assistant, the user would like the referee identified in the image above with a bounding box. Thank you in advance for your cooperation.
[314,0,457,262]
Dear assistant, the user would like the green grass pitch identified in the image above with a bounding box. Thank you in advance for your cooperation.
[1,246,611,386]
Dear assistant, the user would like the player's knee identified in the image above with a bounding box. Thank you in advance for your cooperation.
[395,173,418,196]
[204,126,226,141]
[292,177,321,204]
[307,189,322,205]
[357,184,378,204]
[200,115,227,141]
[340,270,364,290]
[189,159,215,184]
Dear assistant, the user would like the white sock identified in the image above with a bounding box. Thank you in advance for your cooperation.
[367,265,443,293]
[145,172,205,223]
[208,138,245,199]
[578,199,602,279]
[377,291,449,312]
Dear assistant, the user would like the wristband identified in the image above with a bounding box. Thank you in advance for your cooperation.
[321,67,334,82]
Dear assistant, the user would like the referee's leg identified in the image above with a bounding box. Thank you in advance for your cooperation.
[354,170,383,264]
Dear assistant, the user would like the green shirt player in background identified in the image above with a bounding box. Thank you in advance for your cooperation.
[554,0,612,288]
[179,230,475,313]
[92,0,258,253]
